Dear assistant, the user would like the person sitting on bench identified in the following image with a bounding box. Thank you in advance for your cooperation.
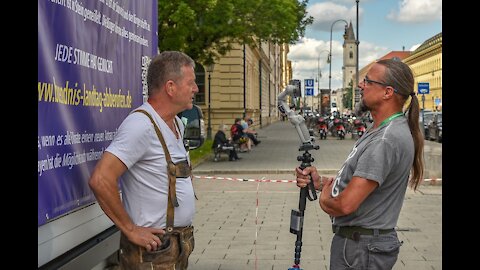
[231,118,250,152]
[213,124,241,161]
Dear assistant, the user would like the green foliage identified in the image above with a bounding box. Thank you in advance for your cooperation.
[343,80,353,110]
[189,139,213,167]
[157,0,313,65]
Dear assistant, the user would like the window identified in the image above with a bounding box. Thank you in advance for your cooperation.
[194,64,205,104]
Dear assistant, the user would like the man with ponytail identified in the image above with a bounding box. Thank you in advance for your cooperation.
[295,58,423,270]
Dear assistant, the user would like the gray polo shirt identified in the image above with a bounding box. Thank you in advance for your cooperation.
[331,116,414,229]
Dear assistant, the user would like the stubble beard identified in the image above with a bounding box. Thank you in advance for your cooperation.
[354,98,370,117]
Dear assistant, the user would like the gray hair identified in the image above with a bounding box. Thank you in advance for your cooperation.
[218,124,228,132]
[377,58,424,191]
[378,58,414,99]
[147,51,195,96]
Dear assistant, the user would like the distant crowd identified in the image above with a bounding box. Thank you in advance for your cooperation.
[212,115,261,161]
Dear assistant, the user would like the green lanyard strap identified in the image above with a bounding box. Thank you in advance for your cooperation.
[378,112,403,128]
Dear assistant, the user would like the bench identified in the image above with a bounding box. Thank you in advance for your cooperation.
[213,143,235,162]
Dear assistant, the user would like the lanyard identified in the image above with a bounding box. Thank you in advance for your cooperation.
[354,112,404,148]
[378,112,403,128]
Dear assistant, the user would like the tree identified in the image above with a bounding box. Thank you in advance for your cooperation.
[157,0,313,65]
[343,80,353,110]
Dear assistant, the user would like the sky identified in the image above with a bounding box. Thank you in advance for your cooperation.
[288,0,442,92]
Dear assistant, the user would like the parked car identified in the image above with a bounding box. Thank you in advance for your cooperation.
[427,112,442,143]
[420,111,434,138]
[303,108,314,118]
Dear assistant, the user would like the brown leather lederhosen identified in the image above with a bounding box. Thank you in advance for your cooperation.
[119,110,195,270]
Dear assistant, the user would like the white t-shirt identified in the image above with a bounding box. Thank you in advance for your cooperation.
[106,102,195,228]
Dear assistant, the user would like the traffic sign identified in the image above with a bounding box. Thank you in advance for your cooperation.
[304,79,314,87]
[304,79,314,96]
[418,82,430,94]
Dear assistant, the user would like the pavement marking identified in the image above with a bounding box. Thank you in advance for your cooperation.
[193,175,441,184]
[193,175,296,183]
[254,177,263,270]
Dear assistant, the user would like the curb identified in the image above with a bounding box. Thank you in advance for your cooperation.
[192,169,340,175]
[192,169,442,186]
[191,154,213,169]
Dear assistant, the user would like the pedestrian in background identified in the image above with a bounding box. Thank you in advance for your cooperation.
[89,51,198,269]
[213,124,241,161]
[295,58,424,270]
[241,115,261,146]
[231,117,251,152]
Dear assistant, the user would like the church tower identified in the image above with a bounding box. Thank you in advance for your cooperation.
[343,22,357,91]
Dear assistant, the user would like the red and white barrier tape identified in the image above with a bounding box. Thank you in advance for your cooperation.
[193,175,441,183]
[193,175,296,183]
[254,178,262,270]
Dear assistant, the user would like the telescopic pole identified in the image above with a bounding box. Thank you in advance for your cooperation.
[288,143,319,270]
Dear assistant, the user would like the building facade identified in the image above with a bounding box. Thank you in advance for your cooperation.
[196,41,290,136]
[403,32,442,112]
[342,22,357,114]
[351,32,442,113]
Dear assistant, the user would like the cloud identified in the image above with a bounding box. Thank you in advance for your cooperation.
[288,38,335,89]
[289,1,439,90]
[409,43,421,51]
[289,37,340,74]
[289,37,329,60]
[308,2,359,32]
[288,39,327,86]
[288,37,389,90]
[358,41,389,67]
[387,0,442,23]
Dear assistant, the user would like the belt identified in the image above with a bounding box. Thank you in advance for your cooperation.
[332,225,395,241]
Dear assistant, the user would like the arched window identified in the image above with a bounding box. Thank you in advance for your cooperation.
[194,63,205,104]
[349,52,353,59]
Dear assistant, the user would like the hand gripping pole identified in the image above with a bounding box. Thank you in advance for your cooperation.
[278,85,320,270]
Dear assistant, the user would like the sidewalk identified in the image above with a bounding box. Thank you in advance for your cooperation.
[189,175,441,270]
[189,121,442,270]
[194,120,358,175]
[194,120,442,182]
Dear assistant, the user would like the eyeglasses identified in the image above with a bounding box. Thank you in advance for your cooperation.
[363,76,401,95]
[363,76,390,87]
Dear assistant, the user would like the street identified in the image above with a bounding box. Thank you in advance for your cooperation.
[189,120,442,270]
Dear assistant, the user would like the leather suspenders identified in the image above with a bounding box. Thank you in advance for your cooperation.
[134,109,194,233]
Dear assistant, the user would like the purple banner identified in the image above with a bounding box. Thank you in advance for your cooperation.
[38,0,157,226]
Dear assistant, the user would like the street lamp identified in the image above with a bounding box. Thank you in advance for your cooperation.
[355,0,360,109]
[328,19,348,94]
[317,50,329,113]
[316,58,321,112]
[206,63,215,140]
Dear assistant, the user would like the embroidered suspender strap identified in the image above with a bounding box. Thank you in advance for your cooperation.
[169,119,198,206]
[134,109,178,231]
